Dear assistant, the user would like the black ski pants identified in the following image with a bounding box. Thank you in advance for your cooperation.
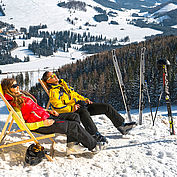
[75,103,125,135]
[33,113,97,151]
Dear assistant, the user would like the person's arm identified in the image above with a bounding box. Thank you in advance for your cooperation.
[7,97,52,130]
[24,120,54,130]
[46,109,59,116]
[25,121,45,130]
[13,108,45,130]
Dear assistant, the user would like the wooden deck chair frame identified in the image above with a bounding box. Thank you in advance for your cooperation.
[0,84,55,161]
[38,79,51,109]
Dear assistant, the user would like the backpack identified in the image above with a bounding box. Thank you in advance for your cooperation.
[25,143,45,165]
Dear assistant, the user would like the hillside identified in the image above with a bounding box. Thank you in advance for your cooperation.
[0,0,177,68]
[3,36,175,113]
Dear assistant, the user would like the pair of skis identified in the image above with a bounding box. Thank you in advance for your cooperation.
[112,48,150,123]
[112,49,132,122]
[112,49,175,135]
[112,48,151,123]
[138,47,153,125]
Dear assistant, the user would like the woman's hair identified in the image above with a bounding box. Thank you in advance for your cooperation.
[41,71,50,82]
[1,78,24,108]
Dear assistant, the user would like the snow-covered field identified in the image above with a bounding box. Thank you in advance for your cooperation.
[1,0,162,42]
[0,44,84,86]
[0,103,177,177]
[0,0,163,85]
[0,0,162,75]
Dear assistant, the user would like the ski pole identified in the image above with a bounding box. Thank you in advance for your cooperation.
[152,86,163,126]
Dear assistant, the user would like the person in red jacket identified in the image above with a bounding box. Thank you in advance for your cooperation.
[1,78,105,155]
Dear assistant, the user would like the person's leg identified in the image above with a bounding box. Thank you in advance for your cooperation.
[76,107,108,143]
[66,120,97,151]
[87,103,136,135]
[57,112,81,123]
[75,108,97,135]
[34,113,97,151]
[87,103,124,127]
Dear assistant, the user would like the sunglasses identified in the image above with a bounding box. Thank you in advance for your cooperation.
[47,73,56,81]
[11,83,19,88]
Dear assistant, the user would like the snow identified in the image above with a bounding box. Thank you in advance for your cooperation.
[141,3,177,24]
[0,102,177,177]
[0,45,85,87]
[155,3,177,14]
[1,0,162,42]
[172,24,177,28]
[108,0,117,3]
[156,15,170,23]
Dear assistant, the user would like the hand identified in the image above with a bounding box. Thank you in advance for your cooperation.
[51,110,59,116]
[73,104,80,112]
[85,99,93,104]
[47,110,59,116]
[43,119,55,126]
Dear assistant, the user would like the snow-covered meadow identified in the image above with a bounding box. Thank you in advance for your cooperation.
[0,0,162,74]
[0,0,163,85]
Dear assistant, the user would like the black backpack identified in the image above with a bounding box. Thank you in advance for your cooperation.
[25,143,45,165]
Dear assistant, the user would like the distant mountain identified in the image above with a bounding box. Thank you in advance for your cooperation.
[130,1,177,35]
[58,0,177,36]
[94,0,169,10]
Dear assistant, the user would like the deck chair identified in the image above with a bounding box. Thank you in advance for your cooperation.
[0,84,55,161]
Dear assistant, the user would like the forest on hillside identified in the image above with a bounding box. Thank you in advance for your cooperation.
[14,35,177,111]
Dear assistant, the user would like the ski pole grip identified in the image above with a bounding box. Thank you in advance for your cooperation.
[157,59,170,66]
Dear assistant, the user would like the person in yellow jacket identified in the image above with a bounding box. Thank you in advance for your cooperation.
[42,71,136,143]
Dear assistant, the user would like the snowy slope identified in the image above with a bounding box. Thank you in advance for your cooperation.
[155,3,177,14]
[0,0,162,40]
[141,2,177,24]
[0,0,162,78]
[0,105,177,177]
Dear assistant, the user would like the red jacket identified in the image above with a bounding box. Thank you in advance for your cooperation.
[4,93,50,123]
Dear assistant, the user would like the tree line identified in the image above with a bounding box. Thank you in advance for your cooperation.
[13,35,177,111]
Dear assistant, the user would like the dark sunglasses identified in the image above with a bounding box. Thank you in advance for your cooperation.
[47,73,56,81]
[11,84,19,88]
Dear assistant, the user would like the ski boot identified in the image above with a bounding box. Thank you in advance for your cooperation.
[117,121,137,135]
[93,132,108,144]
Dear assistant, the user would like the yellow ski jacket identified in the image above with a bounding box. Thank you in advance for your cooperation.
[49,79,88,113]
